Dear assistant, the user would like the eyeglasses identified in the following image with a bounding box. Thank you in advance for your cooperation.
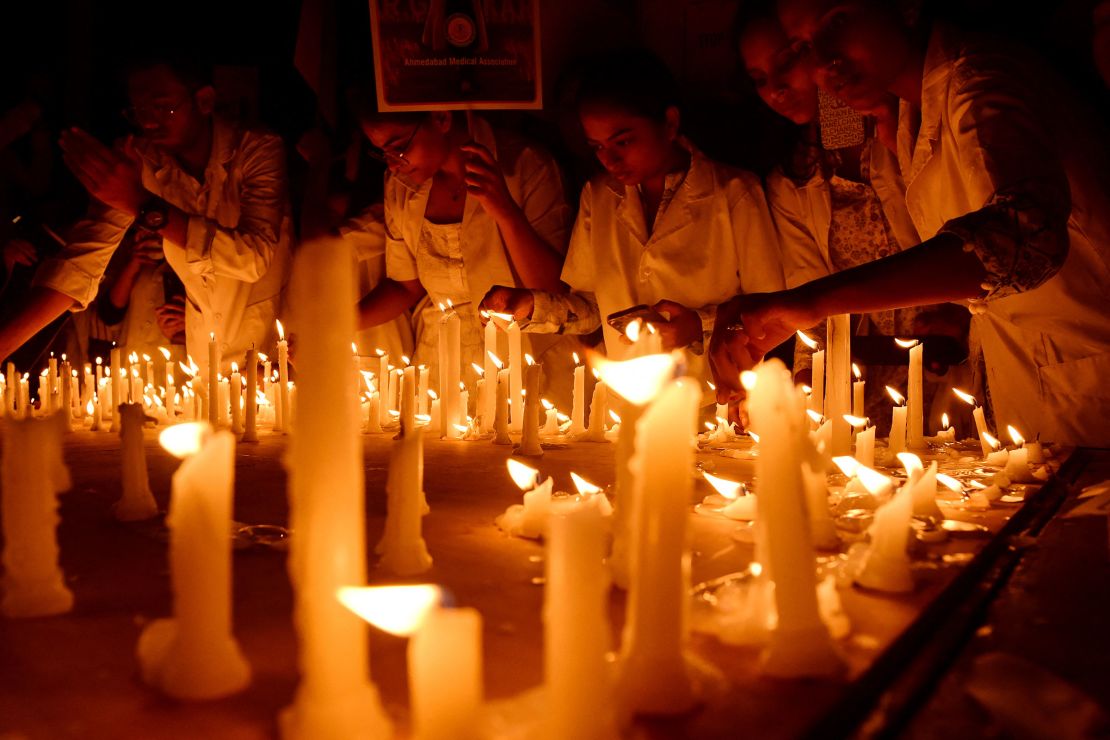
[367,120,424,164]
[122,99,188,126]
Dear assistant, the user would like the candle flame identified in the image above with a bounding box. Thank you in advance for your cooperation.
[953,388,976,406]
[337,584,441,637]
[740,371,758,391]
[801,384,812,395]
[941,412,950,429]
[750,562,763,577]
[453,424,469,433]
[541,399,554,411]
[897,452,924,476]
[832,456,860,477]
[796,330,818,350]
[609,410,622,425]
[856,465,894,496]
[572,352,581,366]
[230,362,238,374]
[487,351,504,370]
[707,381,716,391]
[807,409,824,424]
[525,353,535,366]
[96,357,103,365]
[275,320,284,341]
[258,353,268,362]
[594,353,675,405]
[705,422,716,431]
[506,458,540,490]
[360,371,376,393]
[703,471,743,500]
[983,432,1000,450]
[428,389,438,401]
[86,399,94,415]
[375,348,385,357]
[625,319,642,343]
[843,414,868,428]
[1007,425,1024,447]
[894,338,919,349]
[571,472,602,496]
[402,355,411,366]
[748,431,760,443]
[886,386,906,406]
[142,353,151,362]
[936,473,964,492]
[472,363,484,376]
[852,363,861,380]
[158,347,171,361]
[557,412,570,423]
[159,422,211,458]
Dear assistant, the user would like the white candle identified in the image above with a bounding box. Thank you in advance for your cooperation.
[138,423,251,699]
[366,392,382,433]
[401,365,417,436]
[546,495,616,739]
[207,334,219,427]
[520,476,554,539]
[569,356,586,436]
[1004,426,1033,481]
[428,392,441,433]
[905,340,924,448]
[115,403,158,521]
[492,369,512,445]
[810,349,825,416]
[0,413,73,617]
[243,350,259,443]
[377,351,391,429]
[826,315,851,456]
[615,376,700,715]
[483,319,498,426]
[444,310,462,440]
[89,397,102,431]
[47,355,58,413]
[279,237,391,738]
[856,469,914,593]
[516,363,544,456]
[418,365,430,415]
[747,361,843,676]
[581,374,609,443]
[887,386,907,459]
[5,362,17,415]
[802,462,839,550]
[855,425,876,468]
[110,347,123,430]
[541,402,559,436]
[229,364,243,434]
[378,423,432,575]
[276,321,290,434]
[410,607,483,740]
[852,364,865,419]
[507,320,523,432]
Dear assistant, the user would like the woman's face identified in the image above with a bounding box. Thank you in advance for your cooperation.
[361,113,453,186]
[739,15,819,125]
[777,0,913,111]
[579,102,679,186]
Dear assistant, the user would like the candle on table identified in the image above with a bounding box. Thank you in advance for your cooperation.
[826,315,852,456]
[61,366,74,430]
[276,320,290,434]
[417,364,430,415]
[608,355,699,715]
[279,237,391,738]
[243,349,259,442]
[1,413,73,617]
[855,466,914,593]
[207,333,219,427]
[852,363,865,419]
[541,399,560,436]
[88,398,102,431]
[886,386,907,460]
[745,362,843,676]
[934,412,955,443]
[546,494,617,739]
[507,318,523,433]
[138,423,250,699]
[492,368,512,445]
[568,352,587,436]
[580,369,609,443]
[983,432,1008,467]
[954,388,992,458]
[896,338,925,448]
[809,410,831,457]
[471,364,487,434]
[897,452,944,522]
[378,420,432,575]
[427,390,441,433]
[110,347,123,430]
[1004,426,1034,481]
[482,314,498,427]
[229,363,243,434]
[847,415,876,468]
[401,365,417,438]
[796,330,824,416]
[143,352,154,389]
[115,403,158,521]
[47,354,58,413]
[438,304,463,439]
[161,348,176,422]
[339,585,482,740]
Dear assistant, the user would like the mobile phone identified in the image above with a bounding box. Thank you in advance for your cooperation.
[606,305,666,334]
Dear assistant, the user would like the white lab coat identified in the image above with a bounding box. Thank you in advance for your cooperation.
[35,117,293,374]
[898,25,1110,445]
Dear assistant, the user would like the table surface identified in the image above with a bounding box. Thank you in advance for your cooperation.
[0,426,1104,739]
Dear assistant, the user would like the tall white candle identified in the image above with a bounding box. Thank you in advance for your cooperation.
[243,349,259,443]
[110,347,123,430]
[855,425,876,468]
[207,334,219,427]
[276,321,290,434]
[441,309,462,440]
[568,356,586,436]
[580,375,609,443]
[0,413,73,617]
[887,386,907,459]
[747,361,843,676]
[906,341,924,448]
[379,423,432,575]
[810,349,825,417]
[826,314,851,456]
[492,369,512,445]
[401,365,417,437]
[615,377,700,715]
[377,351,391,429]
[507,320,523,432]
[138,423,251,699]
[115,403,158,521]
[856,470,914,593]
[483,319,498,426]
[410,607,483,740]
[417,365,430,415]
[279,238,391,739]
[366,392,383,433]
[546,496,617,739]
[229,364,243,435]
[516,363,543,456]
[852,364,865,419]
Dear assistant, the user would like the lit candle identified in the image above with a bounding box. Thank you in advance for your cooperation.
[0,413,73,617]
[439,304,463,440]
[541,399,560,436]
[897,338,924,448]
[803,462,839,550]
[848,415,875,468]
[471,364,487,434]
[580,370,609,443]
[886,386,907,459]
[568,352,587,436]
[613,364,700,715]
[934,412,955,443]
[417,364,430,416]
[954,388,992,458]
[483,315,498,426]
[498,459,554,539]
[138,423,250,699]
[798,330,823,418]
[161,348,176,422]
[229,363,243,434]
[207,333,219,427]
[492,369,512,445]
[378,422,432,575]
[401,365,417,437]
[855,466,914,593]
[898,453,944,522]
[279,238,391,738]
[852,363,865,419]
[427,390,441,432]
[376,350,390,429]
[826,315,852,456]
[242,349,258,443]
[47,354,58,413]
[745,362,843,676]
[115,403,158,521]
[276,320,290,434]
[516,362,544,456]
[339,586,481,740]
[507,318,523,433]
[546,495,617,739]
[110,347,123,430]
[366,391,382,434]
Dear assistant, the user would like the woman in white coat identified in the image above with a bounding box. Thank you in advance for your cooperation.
[711,0,1110,446]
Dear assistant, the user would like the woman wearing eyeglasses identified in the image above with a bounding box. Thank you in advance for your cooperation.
[350,99,572,396]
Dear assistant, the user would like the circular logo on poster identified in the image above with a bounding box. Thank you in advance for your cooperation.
[445,13,477,48]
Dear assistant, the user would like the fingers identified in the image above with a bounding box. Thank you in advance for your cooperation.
[459,143,496,167]
[479,286,511,316]
[652,299,684,322]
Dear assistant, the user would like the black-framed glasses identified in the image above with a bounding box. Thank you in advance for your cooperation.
[367,120,424,164]
[122,98,189,126]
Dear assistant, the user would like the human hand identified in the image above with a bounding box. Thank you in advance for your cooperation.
[709,289,822,403]
[155,295,186,343]
[460,143,515,217]
[649,299,702,351]
[480,285,535,323]
[2,238,37,273]
[59,129,147,216]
